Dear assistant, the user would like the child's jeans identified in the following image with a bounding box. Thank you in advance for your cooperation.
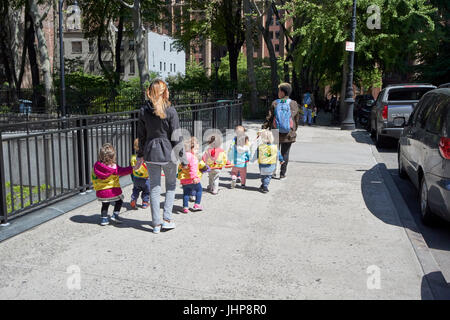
[231,167,247,185]
[261,175,272,188]
[208,169,221,192]
[131,176,150,203]
[101,200,123,217]
[182,183,202,208]
[303,107,312,124]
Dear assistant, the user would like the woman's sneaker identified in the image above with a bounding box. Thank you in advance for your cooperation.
[152,225,161,234]
[192,204,203,212]
[100,217,109,226]
[162,220,176,230]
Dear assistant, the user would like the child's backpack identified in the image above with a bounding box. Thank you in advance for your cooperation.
[258,144,277,164]
[303,93,312,106]
[272,99,293,134]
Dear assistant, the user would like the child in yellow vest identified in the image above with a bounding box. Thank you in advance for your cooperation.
[130,138,150,209]
[202,135,228,195]
[92,143,133,225]
[177,137,209,213]
[252,130,284,193]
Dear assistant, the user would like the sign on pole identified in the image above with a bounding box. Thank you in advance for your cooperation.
[345,41,355,52]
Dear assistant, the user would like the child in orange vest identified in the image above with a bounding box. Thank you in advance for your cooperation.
[130,138,150,209]
[202,135,228,195]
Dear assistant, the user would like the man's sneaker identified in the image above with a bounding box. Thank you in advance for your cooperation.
[182,207,189,214]
[100,217,109,226]
[231,180,236,189]
[130,200,137,209]
[142,202,149,209]
[152,225,161,234]
[192,204,203,212]
[110,212,123,223]
[162,220,176,230]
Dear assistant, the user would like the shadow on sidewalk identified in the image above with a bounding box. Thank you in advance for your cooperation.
[421,271,450,300]
[70,214,153,232]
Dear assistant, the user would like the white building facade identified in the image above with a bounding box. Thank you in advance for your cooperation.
[147,31,185,80]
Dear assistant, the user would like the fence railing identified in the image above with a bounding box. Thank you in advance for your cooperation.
[0,99,242,223]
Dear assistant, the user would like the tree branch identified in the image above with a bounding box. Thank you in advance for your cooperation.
[116,0,134,9]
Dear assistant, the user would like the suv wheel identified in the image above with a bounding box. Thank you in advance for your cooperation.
[419,175,435,225]
[398,147,408,179]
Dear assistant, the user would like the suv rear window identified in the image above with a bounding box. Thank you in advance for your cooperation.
[387,87,434,101]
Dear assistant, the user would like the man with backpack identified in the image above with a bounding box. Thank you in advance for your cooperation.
[302,89,315,126]
[262,82,299,179]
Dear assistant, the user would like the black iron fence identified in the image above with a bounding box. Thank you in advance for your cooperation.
[0,100,242,223]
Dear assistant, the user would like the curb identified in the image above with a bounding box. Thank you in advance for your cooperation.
[0,176,132,243]
[362,131,450,300]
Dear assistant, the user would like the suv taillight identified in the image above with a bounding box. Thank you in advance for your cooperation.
[439,137,450,160]
[382,105,388,120]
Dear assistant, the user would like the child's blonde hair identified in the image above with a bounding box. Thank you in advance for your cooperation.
[134,138,139,151]
[98,143,116,165]
[184,136,199,153]
[259,129,274,144]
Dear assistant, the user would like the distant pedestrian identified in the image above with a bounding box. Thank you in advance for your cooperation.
[130,138,150,210]
[312,106,318,124]
[177,137,208,214]
[202,135,228,195]
[252,129,284,193]
[262,82,299,179]
[92,143,133,226]
[135,79,188,234]
[227,125,251,189]
[302,89,315,126]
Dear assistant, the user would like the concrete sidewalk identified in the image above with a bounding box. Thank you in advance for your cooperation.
[0,119,432,299]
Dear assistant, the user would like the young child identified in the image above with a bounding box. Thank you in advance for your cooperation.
[177,137,208,213]
[252,130,284,193]
[202,135,228,195]
[130,138,150,209]
[227,125,250,189]
[312,106,318,124]
[92,143,133,226]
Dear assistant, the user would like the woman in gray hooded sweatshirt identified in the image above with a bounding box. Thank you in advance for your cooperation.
[135,79,188,234]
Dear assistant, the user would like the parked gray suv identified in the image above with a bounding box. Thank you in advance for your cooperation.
[398,88,450,224]
[370,84,436,147]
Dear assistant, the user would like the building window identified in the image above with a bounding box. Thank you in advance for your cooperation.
[100,40,110,52]
[275,44,280,52]
[120,42,124,51]
[129,40,135,51]
[120,60,124,74]
[164,41,166,51]
[275,31,280,39]
[270,32,274,39]
[170,63,172,72]
[71,41,82,54]
[174,63,176,72]
[129,59,135,74]
[103,61,113,72]
[89,60,95,72]
[160,61,162,71]
[164,62,166,71]
[88,40,94,53]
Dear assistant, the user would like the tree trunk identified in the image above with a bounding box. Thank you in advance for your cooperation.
[114,12,124,88]
[228,46,239,86]
[243,0,258,116]
[28,0,54,111]
[133,0,149,93]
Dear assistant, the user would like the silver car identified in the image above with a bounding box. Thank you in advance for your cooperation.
[398,88,450,224]
[370,84,436,147]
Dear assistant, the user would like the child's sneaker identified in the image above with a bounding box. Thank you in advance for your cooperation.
[231,180,236,189]
[142,202,149,209]
[189,196,195,202]
[192,204,203,212]
[240,184,246,190]
[182,207,189,214]
[110,212,123,223]
[130,200,137,209]
[100,217,109,226]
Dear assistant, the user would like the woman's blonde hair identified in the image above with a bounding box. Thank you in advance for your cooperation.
[146,79,171,119]
[259,129,274,144]
[98,143,116,165]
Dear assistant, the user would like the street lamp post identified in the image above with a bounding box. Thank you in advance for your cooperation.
[213,56,221,97]
[59,0,79,118]
[341,0,357,130]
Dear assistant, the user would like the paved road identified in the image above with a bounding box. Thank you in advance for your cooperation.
[359,131,450,284]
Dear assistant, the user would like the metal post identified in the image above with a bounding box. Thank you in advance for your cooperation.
[76,119,84,191]
[0,132,8,225]
[82,118,90,190]
[341,0,357,130]
[59,0,66,118]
